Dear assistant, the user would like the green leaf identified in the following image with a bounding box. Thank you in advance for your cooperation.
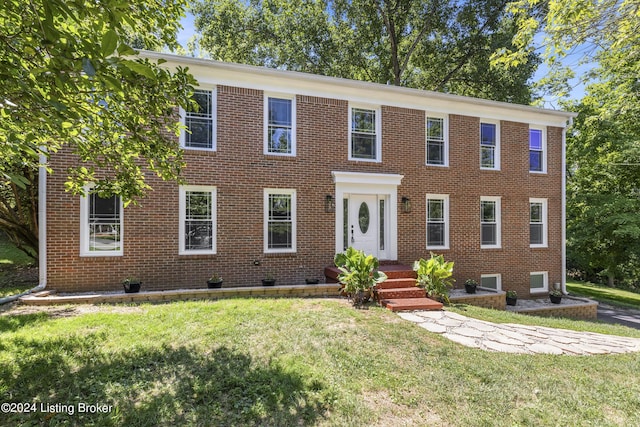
[101,30,119,57]
[82,58,96,76]
[122,60,155,79]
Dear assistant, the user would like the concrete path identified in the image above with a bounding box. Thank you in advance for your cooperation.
[398,310,640,355]
[597,303,640,330]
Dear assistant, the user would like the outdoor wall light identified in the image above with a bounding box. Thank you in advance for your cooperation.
[325,194,335,213]
[401,196,411,213]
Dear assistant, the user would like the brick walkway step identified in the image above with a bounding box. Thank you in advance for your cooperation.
[382,297,443,312]
[377,278,417,289]
[377,287,426,300]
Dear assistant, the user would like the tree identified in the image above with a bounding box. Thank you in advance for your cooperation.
[190,0,539,104]
[0,0,196,256]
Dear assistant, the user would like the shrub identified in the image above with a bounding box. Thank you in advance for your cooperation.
[334,247,387,307]
[413,253,455,304]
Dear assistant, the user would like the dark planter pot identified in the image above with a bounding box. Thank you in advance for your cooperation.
[550,294,562,304]
[305,278,319,285]
[207,280,223,289]
[262,279,276,286]
[506,296,517,306]
[123,282,141,293]
[464,284,477,294]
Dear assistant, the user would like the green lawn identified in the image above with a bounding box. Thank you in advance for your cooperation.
[0,235,37,298]
[1,298,640,426]
[567,280,640,309]
[0,236,34,267]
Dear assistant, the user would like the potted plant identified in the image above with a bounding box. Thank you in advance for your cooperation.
[549,289,563,304]
[207,274,223,289]
[262,273,276,286]
[413,252,455,304]
[122,277,141,293]
[506,290,517,306]
[464,279,478,294]
[305,278,319,284]
[334,247,387,307]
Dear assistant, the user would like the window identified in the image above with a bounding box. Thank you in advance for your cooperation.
[480,196,501,248]
[265,95,295,155]
[530,198,547,247]
[80,189,123,256]
[179,186,217,255]
[480,274,501,291]
[530,271,548,293]
[426,194,449,249]
[480,121,500,170]
[349,105,381,161]
[264,189,296,253]
[426,116,447,166]
[529,127,546,173]
[180,89,216,150]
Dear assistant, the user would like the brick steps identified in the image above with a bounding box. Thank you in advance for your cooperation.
[377,287,426,300]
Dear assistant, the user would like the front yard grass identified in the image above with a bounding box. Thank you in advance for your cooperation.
[567,279,640,309]
[1,298,640,426]
[0,234,37,298]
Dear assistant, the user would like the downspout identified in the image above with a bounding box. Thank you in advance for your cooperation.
[561,117,573,295]
[0,153,47,305]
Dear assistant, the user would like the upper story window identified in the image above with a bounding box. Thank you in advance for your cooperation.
[349,105,381,162]
[264,189,297,253]
[529,127,546,173]
[179,186,217,255]
[480,121,500,170]
[530,198,548,248]
[180,88,216,150]
[265,95,296,155]
[426,115,448,166]
[480,196,501,248]
[80,188,123,256]
[426,194,449,249]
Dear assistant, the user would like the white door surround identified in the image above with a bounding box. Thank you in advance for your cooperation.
[332,171,403,260]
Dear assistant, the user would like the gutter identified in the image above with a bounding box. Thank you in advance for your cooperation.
[0,154,47,305]
[561,117,574,295]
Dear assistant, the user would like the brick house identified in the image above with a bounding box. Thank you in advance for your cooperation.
[40,51,575,297]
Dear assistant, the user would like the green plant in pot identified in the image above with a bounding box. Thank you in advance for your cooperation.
[549,289,563,304]
[207,274,223,289]
[464,279,478,294]
[506,290,517,306]
[334,247,387,308]
[122,277,141,293]
[262,273,276,286]
[413,253,455,304]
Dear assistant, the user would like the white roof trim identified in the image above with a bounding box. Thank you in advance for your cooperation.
[332,171,404,186]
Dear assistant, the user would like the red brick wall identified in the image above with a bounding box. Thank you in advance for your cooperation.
[46,86,564,297]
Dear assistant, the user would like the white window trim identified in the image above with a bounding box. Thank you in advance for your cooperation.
[179,185,217,255]
[264,188,297,254]
[480,274,502,291]
[425,114,449,167]
[426,194,449,250]
[348,103,382,163]
[264,93,296,156]
[480,196,501,249]
[179,87,217,151]
[530,271,549,294]
[529,125,547,174]
[530,198,548,248]
[480,120,500,171]
[80,185,124,257]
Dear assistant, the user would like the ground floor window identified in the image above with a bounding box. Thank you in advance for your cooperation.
[480,274,501,291]
[179,186,217,254]
[530,271,548,293]
[264,189,296,253]
[80,188,123,256]
[426,194,449,249]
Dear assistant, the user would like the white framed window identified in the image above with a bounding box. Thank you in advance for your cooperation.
[480,274,502,291]
[349,104,381,162]
[264,189,296,253]
[80,186,123,256]
[530,198,548,248]
[529,126,546,173]
[530,271,548,294]
[264,94,296,156]
[480,121,500,170]
[180,88,216,150]
[480,196,501,248]
[426,194,449,249]
[426,115,448,166]
[179,186,217,255]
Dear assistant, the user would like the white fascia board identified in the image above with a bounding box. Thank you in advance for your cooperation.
[332,171,404,186]
[140,51,577,128]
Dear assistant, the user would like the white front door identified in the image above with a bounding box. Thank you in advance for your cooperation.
[349,194,379,257]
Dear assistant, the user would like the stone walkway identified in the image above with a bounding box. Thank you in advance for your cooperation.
[398,310,640,355]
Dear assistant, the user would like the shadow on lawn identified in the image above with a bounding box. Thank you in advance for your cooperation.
[0,333,329,426]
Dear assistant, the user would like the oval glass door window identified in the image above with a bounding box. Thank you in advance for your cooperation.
[358,202,370,234]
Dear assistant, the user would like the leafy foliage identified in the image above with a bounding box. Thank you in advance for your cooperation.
[190,0,539,103]
[334,247,387,307]
[413,253,455,304]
